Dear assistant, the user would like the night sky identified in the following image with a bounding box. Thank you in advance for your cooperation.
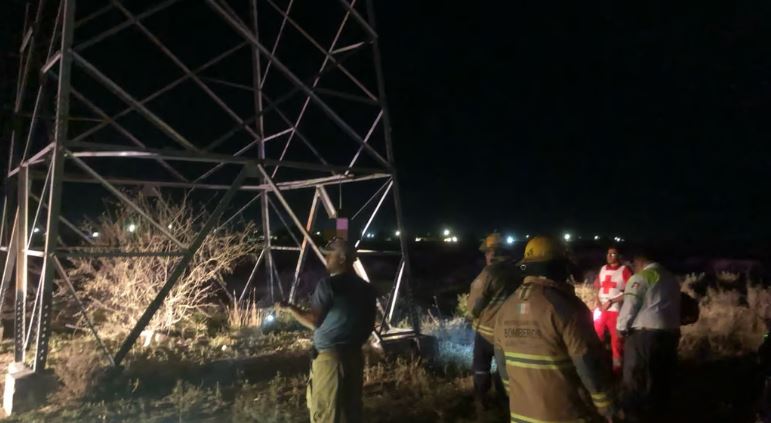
[375,2,771,243]
[2,1,771,244]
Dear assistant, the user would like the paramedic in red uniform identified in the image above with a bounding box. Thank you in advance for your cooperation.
[594,245,632,374]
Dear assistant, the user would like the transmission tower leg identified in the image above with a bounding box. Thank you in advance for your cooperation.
[4,0,75,415]
[366,0,420,334]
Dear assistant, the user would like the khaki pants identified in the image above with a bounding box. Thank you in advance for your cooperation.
[307,348,364,423]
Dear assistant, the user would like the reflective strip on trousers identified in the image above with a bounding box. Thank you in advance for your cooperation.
[510,411,585,423]
[590,391,611,409]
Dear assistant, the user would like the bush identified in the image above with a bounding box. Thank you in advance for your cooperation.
[574,282,596,310]
[58,193,257,337]
[679,283,769,359]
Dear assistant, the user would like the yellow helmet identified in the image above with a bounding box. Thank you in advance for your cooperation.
[520,235,565,264]
[479,233,504,252]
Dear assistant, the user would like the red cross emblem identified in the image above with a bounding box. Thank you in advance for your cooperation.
[601,274,617,294]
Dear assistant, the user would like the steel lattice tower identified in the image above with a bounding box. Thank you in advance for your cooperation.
[0,0,419,383]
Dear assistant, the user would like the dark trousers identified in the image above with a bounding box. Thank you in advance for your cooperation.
[472,332,505,400]
[622,329,680,418]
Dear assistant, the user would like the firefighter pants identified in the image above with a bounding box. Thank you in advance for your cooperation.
[307,348,364,423]
[594,310,623,372]
[622,329,679,417]
[472,332,506,399]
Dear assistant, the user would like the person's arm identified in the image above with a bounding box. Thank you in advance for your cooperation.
[277,303,322,330]
[467,267,493,318]
[278,278,333,330]
[555,296,616,419]
[616,274,647,334]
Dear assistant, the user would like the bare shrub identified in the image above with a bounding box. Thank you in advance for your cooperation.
[59,193,257,337]
[679,284,770,359]
[716,271,741,284]
[574,281,596,309]
[681,272,705,297]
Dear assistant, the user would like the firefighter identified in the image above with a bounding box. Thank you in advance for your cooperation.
[467,233,522,408]
[616,247,681,420]
[494,235,616,423]
[276,238,377,423]
[594,246,633,375]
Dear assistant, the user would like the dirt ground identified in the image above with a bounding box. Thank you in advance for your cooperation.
[0,319,764,423]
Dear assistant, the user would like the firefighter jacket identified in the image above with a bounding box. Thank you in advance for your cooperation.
[494,276,615,422]
[617,262,681,332]
[467,258,522,343]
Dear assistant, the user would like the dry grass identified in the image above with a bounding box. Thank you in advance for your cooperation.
[7,266,767,422]
[576,272,769,360]
[680,273,769,359]
[228,301,267,330]
[49,339,108,401]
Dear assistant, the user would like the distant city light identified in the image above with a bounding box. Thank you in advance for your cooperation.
[506,235,515,245]
[32,227,40,234]
[443,236,458,243]
[91,231,100,238]
[128,223,137,233]
[442,228,451,236]
[451,236,458,243]
[563,233,572,242]
[395,230,401,237]
[594,235,600,241]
